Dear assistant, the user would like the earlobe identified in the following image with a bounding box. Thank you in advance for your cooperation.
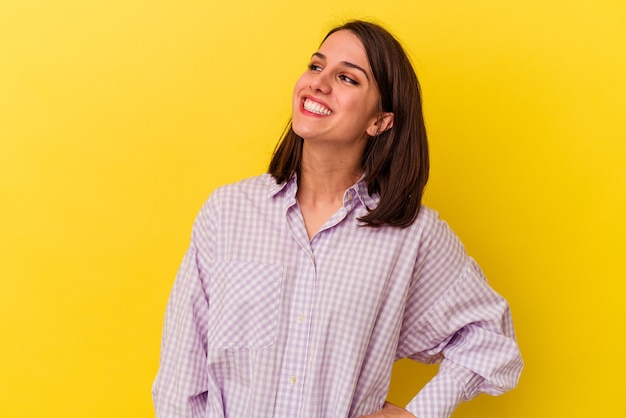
[367,112,394,136]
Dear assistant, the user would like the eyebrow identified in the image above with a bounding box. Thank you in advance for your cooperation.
[311,52,370,82]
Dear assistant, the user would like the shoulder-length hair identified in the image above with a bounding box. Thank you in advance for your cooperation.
[268,20,429,228]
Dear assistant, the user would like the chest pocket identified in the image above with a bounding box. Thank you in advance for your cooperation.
[207,260,283,350]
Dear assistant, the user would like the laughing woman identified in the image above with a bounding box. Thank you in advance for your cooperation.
[153,20,523,418]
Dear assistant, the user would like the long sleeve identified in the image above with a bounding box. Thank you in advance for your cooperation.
[152,203,217,417]
[398,215,523,418]
[406,259,522,417]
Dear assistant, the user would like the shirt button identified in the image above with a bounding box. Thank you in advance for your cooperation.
[297,314,305,323]
[289,376,297,384]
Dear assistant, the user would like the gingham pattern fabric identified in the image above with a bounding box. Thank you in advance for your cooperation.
[153,174,522,418]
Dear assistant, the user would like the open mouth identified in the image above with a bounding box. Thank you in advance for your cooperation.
[303,98,332,116]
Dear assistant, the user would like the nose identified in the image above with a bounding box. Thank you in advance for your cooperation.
[309,72,331,94]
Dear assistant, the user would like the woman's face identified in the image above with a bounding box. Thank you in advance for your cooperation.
[291,30,389,152]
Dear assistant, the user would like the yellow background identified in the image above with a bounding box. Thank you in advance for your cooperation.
[1,0,625,416]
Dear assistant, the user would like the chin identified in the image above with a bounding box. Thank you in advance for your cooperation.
[291,121,309,139]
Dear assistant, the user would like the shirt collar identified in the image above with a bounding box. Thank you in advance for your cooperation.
[267,172,379,210]
[268,174,299,213]
[352,175,379,210]
[267,173,297,199]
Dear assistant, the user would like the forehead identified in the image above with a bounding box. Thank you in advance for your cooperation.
[317,30,370,67]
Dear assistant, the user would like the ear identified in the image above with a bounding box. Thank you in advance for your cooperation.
[366,112,394,137]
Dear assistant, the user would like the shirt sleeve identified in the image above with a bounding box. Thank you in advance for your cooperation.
[398,214,523,418]
[152,201,216,417]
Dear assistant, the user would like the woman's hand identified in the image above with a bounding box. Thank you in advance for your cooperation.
[359,401,417,418]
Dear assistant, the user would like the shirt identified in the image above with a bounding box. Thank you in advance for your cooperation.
[152,173,523,418]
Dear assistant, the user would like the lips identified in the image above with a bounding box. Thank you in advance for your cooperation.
[303,98,332,116]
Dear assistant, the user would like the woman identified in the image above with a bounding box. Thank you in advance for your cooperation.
[153,20,523,418]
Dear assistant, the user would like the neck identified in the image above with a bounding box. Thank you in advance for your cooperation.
[297,143,363,204]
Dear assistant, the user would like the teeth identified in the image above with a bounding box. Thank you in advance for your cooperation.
[304,98,332,115]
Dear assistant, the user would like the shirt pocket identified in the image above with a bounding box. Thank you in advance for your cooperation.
[207,260,283,350]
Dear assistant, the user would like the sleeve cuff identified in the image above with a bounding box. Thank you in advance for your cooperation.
[405,365,466,418]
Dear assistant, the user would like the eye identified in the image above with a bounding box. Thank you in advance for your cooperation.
[308,63,323,72]
[339,74,359,85]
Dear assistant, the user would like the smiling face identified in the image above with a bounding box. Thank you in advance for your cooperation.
[291,30,392,155]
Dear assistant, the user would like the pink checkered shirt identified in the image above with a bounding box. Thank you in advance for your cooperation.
[153,174,522,418]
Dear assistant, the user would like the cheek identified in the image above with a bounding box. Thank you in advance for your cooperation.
[293,74,309,96]
[291,77,307,109]
[357,93,382,120]
[291,76,309,120]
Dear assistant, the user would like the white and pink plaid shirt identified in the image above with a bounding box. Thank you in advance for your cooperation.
[153,173,522,418]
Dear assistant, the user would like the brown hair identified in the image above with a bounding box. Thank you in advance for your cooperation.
[268,20,429,227]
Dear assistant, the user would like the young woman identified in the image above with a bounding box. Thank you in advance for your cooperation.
[153,20,523,418]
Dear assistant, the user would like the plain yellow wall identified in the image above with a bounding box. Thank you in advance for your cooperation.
[1,0,625,416]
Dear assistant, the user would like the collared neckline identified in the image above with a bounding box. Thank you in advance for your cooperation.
[267,173,294,198]
[267,172,379,210]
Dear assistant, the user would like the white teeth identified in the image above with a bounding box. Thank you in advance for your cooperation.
[304,98,332,115]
